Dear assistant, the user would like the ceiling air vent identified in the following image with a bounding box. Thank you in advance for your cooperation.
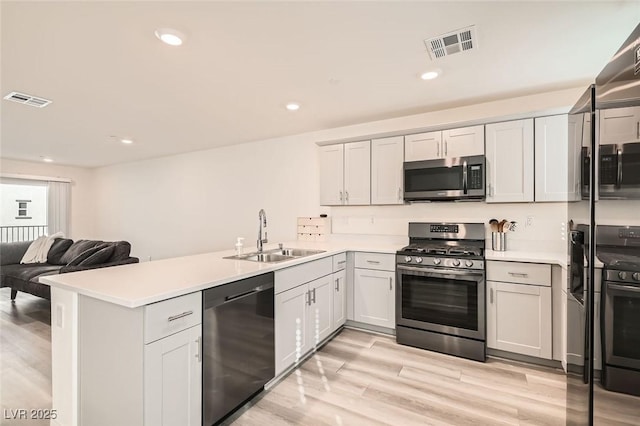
[424,25,477,60]
[3,91,52,108]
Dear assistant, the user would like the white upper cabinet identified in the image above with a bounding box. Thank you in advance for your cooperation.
[343,141,371,205]
[442,125,485,158]
[404,131,441,161]
[371,136,404,205]
[535,115,581,202]
[404,126,484,162]
[319,144,344,206]
[600,106,640,145]
[485,119,534,203]
[319,141,370,206]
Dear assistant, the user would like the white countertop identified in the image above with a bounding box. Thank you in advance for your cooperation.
[485,249,568,268]
[40,240,402,308]
[41,239,568,308]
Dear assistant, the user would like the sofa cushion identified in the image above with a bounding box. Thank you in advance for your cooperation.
[109,241,132,262]
[1,263,62,287]
[59,240,103,265]
[65,244,109,267]
[78,244,115,267]
[47,238,74,265]
[0,241,32,266]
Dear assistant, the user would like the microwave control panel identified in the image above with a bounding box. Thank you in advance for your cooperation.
[468,165,483,189]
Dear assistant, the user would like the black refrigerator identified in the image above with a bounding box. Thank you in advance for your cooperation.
[566,23,640,425]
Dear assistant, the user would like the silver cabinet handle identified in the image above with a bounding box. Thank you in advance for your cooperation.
[508,272,529,278]
[345,191,349,203]
[490,288,494,304]
[487,183,492,197]
[168,311,193,322]
[637,121,639,139]
[339,191,343,203]
[335,278,340,292]
[195,336,202,362]
[312,288,316,304]
[398,187,402,201]
[366,260,381,264]
[306,290,311,306]
[437,142,440,157]
[389,277,393,291]
[445,140,448,156]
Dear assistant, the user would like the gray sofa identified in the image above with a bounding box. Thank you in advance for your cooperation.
[0,238,139,301]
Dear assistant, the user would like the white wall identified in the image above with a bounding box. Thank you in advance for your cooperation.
[91,87,585,260]
[0,159,96,239]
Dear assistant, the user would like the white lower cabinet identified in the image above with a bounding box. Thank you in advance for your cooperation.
[354,268,395,328]
[332,268,347,329]
[275,274,333,376]
[144,325,202,426]
[487,280,552,359]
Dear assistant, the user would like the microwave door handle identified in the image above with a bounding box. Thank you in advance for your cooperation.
[617,148,622,188]
[462,160,468,194]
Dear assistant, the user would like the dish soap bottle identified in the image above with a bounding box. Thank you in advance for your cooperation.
[235,237,245,255]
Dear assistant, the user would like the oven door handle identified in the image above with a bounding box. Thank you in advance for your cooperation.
[607,283,640,293]
[462,160,468,194]
[397,265,484,280]
[616,148,623,188]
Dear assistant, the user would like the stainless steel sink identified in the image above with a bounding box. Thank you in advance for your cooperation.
[268,248,326,257]
[224,247,325,263]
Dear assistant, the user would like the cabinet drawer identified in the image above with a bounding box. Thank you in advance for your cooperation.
[487,261,551,286]
[354,252,395,272]
[297,225,327,233]
[333,253,347,272]
[144,292,202,344]
[297,217,330,227]
[275,257,333,294]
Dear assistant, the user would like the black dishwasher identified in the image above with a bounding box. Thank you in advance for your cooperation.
[202,272,274,425]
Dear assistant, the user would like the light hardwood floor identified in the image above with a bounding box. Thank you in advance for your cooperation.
[2,287,639,426]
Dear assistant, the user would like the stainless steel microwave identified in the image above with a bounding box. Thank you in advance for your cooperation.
[403,155,485,201]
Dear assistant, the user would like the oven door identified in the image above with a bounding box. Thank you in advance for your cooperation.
[396,265,485,340]
[603,281,640,370]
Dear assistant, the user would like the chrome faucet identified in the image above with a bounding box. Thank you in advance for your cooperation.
[257,209,268,252]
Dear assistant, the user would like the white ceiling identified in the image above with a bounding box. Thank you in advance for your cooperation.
[1,1,639,168]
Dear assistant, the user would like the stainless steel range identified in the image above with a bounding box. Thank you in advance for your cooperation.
[598,225,640,396]
[396,222,486,362]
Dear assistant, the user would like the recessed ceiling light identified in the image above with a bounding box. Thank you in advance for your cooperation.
[154,28,185,46]
[121,138,134,145]
[286,102,300,111]
[42,157,53,163]
[420,70,440,80]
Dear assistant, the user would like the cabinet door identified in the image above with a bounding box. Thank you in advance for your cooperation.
[535,115,580,202]
[404,131,442,161]
[308,275,334,345]
[487,281,552,359]
[332,269,347,331]
[354,268,395,328]
[600,106,640,145]
[485,119,534,203]
[344,140,371,205]
[319,144,344,206]
[144,325,201,426]
[442,125,485,158]
[275,284,310,376]
[371,136,404,205]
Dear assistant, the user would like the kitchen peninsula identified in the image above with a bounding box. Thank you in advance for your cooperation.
[41,238,567,426]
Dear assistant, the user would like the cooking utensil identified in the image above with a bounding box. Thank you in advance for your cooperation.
[489,219,499,232]
[499,219,508,232]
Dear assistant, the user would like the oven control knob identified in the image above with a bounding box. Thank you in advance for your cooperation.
[433,258,441,265]
[404,256,412,263]
[452,259,461,267]
[618,271,628,280]
[633,272,640,281]
[415,257,423,264]
[465,260,474,267]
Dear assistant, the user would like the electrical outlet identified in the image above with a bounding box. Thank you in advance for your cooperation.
[526,216,534,227]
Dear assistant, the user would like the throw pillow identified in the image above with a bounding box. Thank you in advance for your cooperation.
[65,244,109,267]
[77,244,115,267]
[59,240,103,265]
[47,238,74,265]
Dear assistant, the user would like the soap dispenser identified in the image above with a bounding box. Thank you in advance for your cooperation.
[235,237,245,255]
